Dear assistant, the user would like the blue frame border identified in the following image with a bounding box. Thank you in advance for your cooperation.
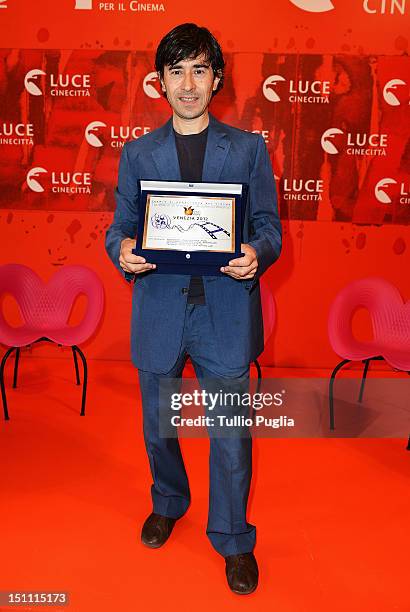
[133,180,248,276]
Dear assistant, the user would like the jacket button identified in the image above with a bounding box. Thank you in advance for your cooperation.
[181,288,188,294]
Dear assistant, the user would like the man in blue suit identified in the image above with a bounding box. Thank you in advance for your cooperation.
[105,23,281,595]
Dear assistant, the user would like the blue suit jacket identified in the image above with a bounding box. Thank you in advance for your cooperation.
[105,114,282,374]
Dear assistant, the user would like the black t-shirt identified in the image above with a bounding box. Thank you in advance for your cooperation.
[174,127,208,305]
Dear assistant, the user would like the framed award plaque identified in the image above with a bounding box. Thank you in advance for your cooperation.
[132,180,248,275]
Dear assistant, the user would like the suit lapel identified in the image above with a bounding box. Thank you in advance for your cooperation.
[151,119,181,181]
[202,114,231,182]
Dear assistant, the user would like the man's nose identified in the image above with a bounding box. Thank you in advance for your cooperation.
[181,72,194,90]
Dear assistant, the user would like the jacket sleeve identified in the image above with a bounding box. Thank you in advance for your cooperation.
[247,134,282,280]
[105,143,139,282]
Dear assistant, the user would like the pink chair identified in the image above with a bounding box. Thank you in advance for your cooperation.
[328,277,410,449]
[0,264,104,420]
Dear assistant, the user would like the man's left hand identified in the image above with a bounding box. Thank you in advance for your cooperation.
[220,243,258,280]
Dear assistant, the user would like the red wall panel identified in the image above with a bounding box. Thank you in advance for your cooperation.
[1,1,409,367]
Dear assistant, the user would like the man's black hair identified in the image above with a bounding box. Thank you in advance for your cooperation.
[155,23,225,95]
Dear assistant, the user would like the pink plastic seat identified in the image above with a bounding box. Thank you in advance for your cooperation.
[328,277,410,448]
[0,264,104,420]
[328,277,410,370]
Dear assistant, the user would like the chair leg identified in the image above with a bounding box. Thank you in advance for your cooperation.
[72,346,87,416]
[72,347,81,385]
[358,358,371,403]
[12,348,20,389]
[253,359,262,393]
[407,437,410,451]
[1,347,17,421]
[251,359,263,421]
[329,359,351,431]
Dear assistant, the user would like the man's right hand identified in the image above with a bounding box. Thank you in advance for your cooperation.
[119,238,156,274]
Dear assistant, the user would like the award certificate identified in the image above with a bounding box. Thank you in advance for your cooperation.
[133,180,247,275]
[142,194,235,253]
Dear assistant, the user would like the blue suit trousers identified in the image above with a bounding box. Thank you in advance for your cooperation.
[137,303,256,557]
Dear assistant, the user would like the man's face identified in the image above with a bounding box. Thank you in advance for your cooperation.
[160,54,220,121]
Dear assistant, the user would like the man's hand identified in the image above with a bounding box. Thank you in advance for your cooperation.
[220,243,258,280]
[119,238,156,274]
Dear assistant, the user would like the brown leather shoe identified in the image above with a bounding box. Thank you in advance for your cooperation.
[225,552,259,595]
[141,512,177,548]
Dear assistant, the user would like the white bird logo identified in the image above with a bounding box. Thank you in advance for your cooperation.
[289,0,335,12]
[375,178,397,204]
[26,167,48,193]
[321,128,343,155]
[85,121,107,147]
[24,69,46,96]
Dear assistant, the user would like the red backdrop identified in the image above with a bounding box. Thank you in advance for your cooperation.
[1,0,409,367]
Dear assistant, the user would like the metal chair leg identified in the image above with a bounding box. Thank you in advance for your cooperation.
[358,358,370,403]
[251,359,263,422]
[1,347,17,420]
[72,347,81,385]
[329,359,351,431]
[72,345,88,416]
[12,348,20,389]
[253,359,262,393]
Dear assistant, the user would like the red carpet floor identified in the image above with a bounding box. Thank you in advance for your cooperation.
[0,356,409,612]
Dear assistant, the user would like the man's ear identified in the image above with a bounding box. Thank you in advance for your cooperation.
[212,70,222,91]
[158,72,166,93]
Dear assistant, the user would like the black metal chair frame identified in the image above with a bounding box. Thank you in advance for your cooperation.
[0,337,88,421]
[253,359,262,392]
[329,355,410,450]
